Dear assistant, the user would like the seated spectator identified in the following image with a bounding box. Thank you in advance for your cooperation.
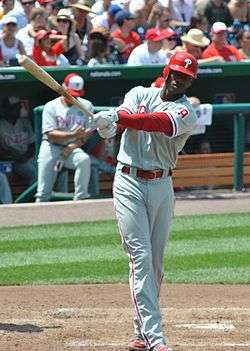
[127,28,174,66]
[90,0,112,16]
[91,3,121,32]
[204,0,233,30]
[174,27,224,63]
[132,2,150,41]
[1,0,37,31]
[237,30,250,60]
[89,26,124,64]
[0,0,15,21]
[169,0,195,29]
[202,21,243,61]
[35,73,94,202]
[87,37,110,66]
[227,0,250,26]
[16,7,49,56]
[52,8,86,65]
[111,9,141,63]
[0,16,26,66]
[32,29,68,66]
[0,96,37,189]
[0,171,12,204]
[70,0,94,49]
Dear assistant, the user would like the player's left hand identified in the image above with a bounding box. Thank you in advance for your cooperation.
[93,110,118,129]
[63,143,78,158]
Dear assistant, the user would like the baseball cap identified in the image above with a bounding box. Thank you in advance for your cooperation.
[3,16,17,25]
[108,4,122,17]
[211,22,227,34]
[145,28,175,42]
[115,10,135,26]
[36,29,50,40]
[63,73,85,97]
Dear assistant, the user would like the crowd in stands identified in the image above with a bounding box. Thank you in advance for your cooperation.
[0,0,249,66]
[1,0,250,204]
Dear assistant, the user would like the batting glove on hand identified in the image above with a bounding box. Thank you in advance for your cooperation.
[97,122,117,139]
[93,109,118,129]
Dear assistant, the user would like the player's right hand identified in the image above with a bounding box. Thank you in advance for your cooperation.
[71,126,87,139]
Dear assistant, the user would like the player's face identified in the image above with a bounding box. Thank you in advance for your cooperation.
[166,70,193,95]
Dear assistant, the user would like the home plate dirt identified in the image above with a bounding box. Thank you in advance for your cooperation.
[0,284,249,351]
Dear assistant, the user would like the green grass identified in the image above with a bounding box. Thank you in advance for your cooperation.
[0,213,249,285]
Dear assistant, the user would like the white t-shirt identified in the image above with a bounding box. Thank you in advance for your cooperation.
[127,42,169,66]
[16,24,34,56]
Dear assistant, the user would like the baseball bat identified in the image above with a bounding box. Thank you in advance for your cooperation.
[18,55,94,120]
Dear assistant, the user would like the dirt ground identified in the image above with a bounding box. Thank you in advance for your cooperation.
[0,284,249,351]
[0,196,250,351]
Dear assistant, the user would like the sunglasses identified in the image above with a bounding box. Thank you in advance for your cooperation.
[21,0,35,5]
[168,37,177,41]
[57,18,70,23]
[6,22,17,26]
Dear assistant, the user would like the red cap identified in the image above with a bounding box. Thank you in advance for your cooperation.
[37,0,54,5]
[36,29,50,40]
[63,73,85,97]
[163,52,198,79]
[145,28,175,42]
[211,22,227,34]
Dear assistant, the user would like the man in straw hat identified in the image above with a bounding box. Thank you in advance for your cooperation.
[70,0,94,41]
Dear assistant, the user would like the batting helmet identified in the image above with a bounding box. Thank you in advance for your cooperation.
[163,52,198,80]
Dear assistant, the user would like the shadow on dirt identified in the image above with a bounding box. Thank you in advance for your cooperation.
[0,323,61,333]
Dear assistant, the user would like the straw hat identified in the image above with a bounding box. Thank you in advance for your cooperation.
[181,28,210,48]
[70,0,95,13]
[57,8,74,21]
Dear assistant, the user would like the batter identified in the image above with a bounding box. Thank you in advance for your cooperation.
[94,52,199,351]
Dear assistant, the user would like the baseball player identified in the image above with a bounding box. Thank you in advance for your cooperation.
[93,52,199,351]
[36,73,94,202]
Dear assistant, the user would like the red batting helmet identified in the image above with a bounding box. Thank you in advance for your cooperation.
[163,52,198,80]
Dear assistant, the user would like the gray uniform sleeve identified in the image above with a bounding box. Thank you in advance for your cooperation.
[42,102,57,134]
[117,86,145,114]
[168,102,198,138]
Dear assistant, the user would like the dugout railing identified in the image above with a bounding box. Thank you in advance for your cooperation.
[12,103,250,203]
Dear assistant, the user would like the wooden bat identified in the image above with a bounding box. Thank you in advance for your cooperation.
[18,55,94,120]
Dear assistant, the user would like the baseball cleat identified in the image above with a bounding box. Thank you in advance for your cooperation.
[150,344,173,351]
[129,338,149,351]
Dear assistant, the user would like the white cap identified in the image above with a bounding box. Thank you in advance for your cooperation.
[3,16,17,25]
[211,22,227,34]
[63,73,85,97]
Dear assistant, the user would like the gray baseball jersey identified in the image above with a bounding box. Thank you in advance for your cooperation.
[117,86,198,170]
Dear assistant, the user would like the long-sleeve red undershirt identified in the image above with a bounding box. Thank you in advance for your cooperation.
[117,110,174,136]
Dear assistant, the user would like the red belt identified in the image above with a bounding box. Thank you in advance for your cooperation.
[121,166,172,180]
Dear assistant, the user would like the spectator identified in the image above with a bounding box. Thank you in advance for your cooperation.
[52,8,86,65]
[0,171,12,204]
[169,0,195,28]
[186,14,209,33]
[89,25,124,64]
[237,30,250,60]
[204,0,233,29]
[87,37,110,66]
[16,7,49,56]
[90,0,111,16]
[111,9,141,63]
[0,16,26,66]
[202,21,243,61]
[32,29,68,66]
[127,27,173,65]
[36,73,94,202]
[174,27,224,62]
[132,2,149,41]
[0,0,15,20]
[70,0,94,47]
[91,3,121,32]
[227,0,250,25]
[0,96,37,188]
[2,0,37,30]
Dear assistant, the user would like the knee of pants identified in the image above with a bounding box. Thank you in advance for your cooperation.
[76,154,91,169]
[132,249,152,273]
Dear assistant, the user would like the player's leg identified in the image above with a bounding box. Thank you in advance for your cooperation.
[64,148,91,200]
[149,176,174,293]
[0,172,12,204]
[36,142,60,202]
[13,157,37,185]
[113,170,165,349]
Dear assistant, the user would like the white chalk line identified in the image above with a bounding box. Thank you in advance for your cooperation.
[174,322,235,331]
[66,341,250,348]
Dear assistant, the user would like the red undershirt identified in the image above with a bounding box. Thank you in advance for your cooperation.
[117,110,174,136]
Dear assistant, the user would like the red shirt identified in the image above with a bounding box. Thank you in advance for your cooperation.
[202,43,242,62]
[32,41,65,66]
[111,29,141,61]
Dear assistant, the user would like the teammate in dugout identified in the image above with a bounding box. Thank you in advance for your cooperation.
[36,73,93,202]
[93,52,199,351]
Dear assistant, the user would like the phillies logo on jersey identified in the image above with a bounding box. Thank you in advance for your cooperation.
[184,58,192,69]
[178,108,189,118]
